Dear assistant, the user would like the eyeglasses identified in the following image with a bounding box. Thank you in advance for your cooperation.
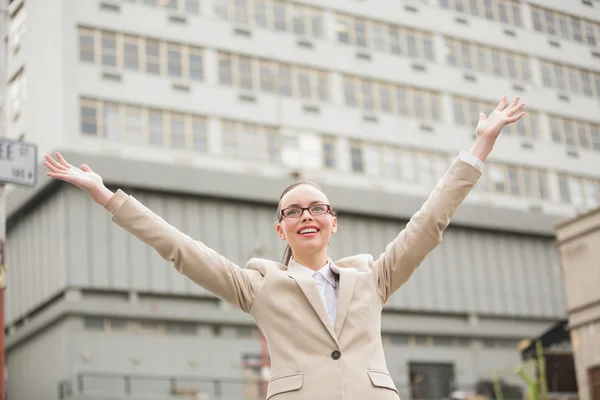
[280,204,332,219]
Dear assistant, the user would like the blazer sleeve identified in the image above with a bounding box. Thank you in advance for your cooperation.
[370,157,481,303]
[103,189,264,313]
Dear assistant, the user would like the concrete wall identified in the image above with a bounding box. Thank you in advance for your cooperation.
[556,208,600,400]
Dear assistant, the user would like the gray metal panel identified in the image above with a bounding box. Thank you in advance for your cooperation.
[6,190,68,325]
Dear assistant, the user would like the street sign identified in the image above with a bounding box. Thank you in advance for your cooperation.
[0,138,37,187]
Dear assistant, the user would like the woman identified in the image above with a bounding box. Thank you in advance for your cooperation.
[45,96,525,400]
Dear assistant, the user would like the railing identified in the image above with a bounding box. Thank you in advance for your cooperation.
[58,372,268,400]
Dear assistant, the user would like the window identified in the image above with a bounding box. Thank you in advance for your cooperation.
[101,31,118,67]
[445,37,531,82]
[218,52,330,102]
[79,28,95,62]
[167,43,183,78]
[192,117,208,152]
[549,116,600,153]
[9,8,26,53]
[343,76,442,122]
[125,107,143,144]
[78,28,204,81]
[322,136,336,169]
[539,60,600,98]
[145,39,161,74]
[350,142,364,173]
[558,174,600,210]
[220,120,280,162]
[148,110,164,146]
[531,5,600,48]
[123,36,140,70]
[215,0,323,39]
[80,98,209,153]
[80,100,98,135]
[170,113,187,149]
[336,14,435,62]
[189,47,204,80]
[8,70,27,119]
[103,103,120,141]
[440,0,522,26]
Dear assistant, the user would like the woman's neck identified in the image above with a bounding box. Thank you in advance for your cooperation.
[293,249,329,271]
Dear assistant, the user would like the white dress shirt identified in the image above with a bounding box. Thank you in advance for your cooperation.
[292,151,483,327]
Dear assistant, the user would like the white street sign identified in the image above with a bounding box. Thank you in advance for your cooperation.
[0,138,37,187]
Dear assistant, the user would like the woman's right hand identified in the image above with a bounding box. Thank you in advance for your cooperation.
[44,152,114,205]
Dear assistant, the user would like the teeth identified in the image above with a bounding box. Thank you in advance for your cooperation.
[299,228,318,234]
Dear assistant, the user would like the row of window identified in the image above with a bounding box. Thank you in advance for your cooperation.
[550,116,600,152]
[8,69,26,119]
[445,37,531,82]
[342,76,443,122]
[214,0,324,39]
[78,28,204,81]
[83,317,519,349]
[217,52,329,102]
[452,96,539,139]
[540,60,600,99]
[558,174,600,210]
[440,0,523,27]
[78,98,600,208]
[531,5,599,48]
[335,14,435,62]
[80,99,209,151]
[122,0,201,14]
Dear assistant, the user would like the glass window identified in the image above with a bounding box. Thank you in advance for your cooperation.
[185,0,199,14]
[170,113,187,149]
[218,52,233,85]
[274,3,286,32]
[214,0,229,20]
[192,117,207,152]
[189,48,203,80]
[238,56,254,90]
[400,151,415,182]
[125,107,143,145]
[278,65,292,96]
[81,102,98,135]
[167,44,182,78]
[104,103,120,141]
[79,29,95,63]
[123,36,139,70]
[344,77,357,107]
[292,5,306,36]
[350,142,364,173]
[259,61,275,92]
[254,0,269,28]
[148,110,164,146]
[234,0,249,24]
[336,16,350,43]
[222,121,238,155]
[322,137,336,169]
[101,31,117,67]
[146,39,161,74]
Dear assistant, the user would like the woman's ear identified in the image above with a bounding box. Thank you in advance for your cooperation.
[276,223,286,240]
[331,216,338,234]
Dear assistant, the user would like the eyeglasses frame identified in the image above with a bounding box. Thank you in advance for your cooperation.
[280,204,333,220]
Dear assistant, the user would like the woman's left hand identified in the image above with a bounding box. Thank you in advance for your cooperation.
[470,96,526,161]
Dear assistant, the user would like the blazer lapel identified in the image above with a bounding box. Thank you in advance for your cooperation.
[286,261,339,345]
[332,265,357,337]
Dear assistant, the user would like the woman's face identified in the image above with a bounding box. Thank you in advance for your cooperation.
[276,184,337,259]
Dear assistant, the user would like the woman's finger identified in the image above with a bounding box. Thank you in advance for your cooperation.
[55,152,73,169]
[494,95,508,111]
[508,96,520,109]
[506,102,525,116]
[45,155,67,171]
[507,112,526,123]
[44,161,66,174]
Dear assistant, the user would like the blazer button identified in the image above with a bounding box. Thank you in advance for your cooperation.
[331,350,341,360]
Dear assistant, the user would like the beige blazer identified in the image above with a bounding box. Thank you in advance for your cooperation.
[103,158,480,400]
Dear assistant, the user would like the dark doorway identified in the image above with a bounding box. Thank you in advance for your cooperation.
[409,362,455,400]
[590,365,600,400]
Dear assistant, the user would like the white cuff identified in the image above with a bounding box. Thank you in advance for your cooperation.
[458,150,484,173]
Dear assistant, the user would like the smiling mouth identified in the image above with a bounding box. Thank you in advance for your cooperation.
[298,228,320,235]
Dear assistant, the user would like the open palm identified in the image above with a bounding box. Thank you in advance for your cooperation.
[476,96,525,141]
[44,152,104,193]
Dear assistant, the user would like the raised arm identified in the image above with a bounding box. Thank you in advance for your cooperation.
[45,154,264,312]
[371,96,526,303]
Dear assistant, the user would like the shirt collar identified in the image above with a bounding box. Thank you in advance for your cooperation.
[292,257,337,287]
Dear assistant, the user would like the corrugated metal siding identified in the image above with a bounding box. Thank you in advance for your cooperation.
[6,190,68,325]
[7,186,565,323]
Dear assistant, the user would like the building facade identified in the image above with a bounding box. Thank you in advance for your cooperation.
[556,208,600,400]
[3,0,600,399]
